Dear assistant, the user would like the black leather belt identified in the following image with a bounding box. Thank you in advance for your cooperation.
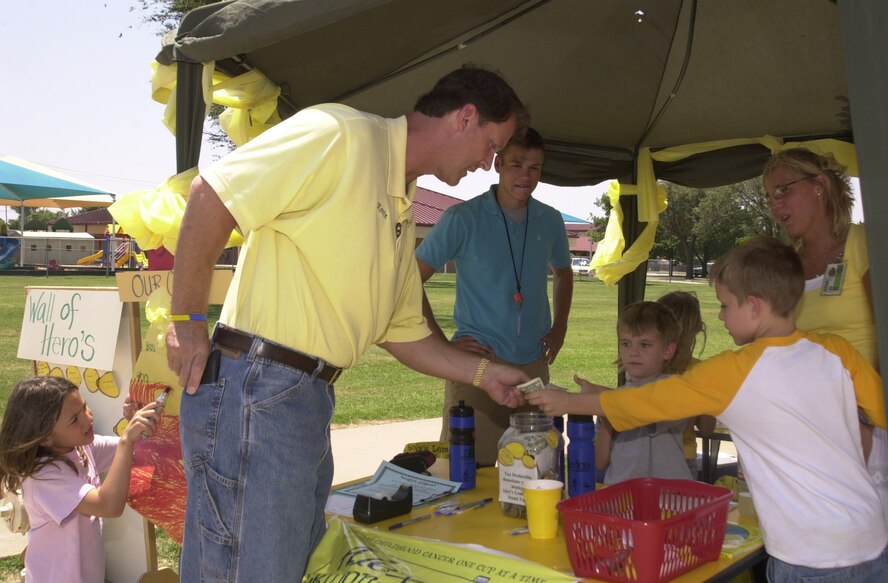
[212,326,342,384]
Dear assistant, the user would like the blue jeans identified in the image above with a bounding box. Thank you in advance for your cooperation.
[179,345,336,582]
[767,545,888,582]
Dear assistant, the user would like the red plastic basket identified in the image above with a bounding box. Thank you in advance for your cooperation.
[557,478,733,582]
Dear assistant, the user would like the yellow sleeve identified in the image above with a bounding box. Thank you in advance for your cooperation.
[816,332,886,429]
[601,347,761,432]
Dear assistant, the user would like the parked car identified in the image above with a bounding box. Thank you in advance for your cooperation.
[693,262,714,277]
[571,257,591,276]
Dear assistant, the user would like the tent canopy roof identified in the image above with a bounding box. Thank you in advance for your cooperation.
[160,0,851,188]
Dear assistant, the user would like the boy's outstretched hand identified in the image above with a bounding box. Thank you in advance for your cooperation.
[574,374,612,395]
[526,373,612,417]
[526,388,571,417]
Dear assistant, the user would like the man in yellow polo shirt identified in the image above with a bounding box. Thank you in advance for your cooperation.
[165,66,530,582]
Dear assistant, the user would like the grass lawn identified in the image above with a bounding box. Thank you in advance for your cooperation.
[0,270,734,570]
[0,272,734,422]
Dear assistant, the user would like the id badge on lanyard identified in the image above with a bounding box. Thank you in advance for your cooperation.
[821,261,847,296]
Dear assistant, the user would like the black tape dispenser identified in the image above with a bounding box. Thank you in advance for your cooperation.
[352,485,413,524]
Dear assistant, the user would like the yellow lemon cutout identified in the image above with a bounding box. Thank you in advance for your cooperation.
[505,441,526,459]
[49,367,65,378]
[521,454,536,469]
[113,417,128,437]
[498,448,515,467]
[97,372,119,398]
[36,361,50,376]
[84,368,100,392]
[546,430,559,449]
[66,366,82,387]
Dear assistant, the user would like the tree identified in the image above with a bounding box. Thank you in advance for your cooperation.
[588,194,611,244]
[693,185,747,274]
[23,209,65,231]
[728,178,781,238]
[137,0,219,33]
[649,178,780,278]
[657,184,704,279]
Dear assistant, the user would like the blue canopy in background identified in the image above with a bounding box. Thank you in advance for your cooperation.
[0,156,115,208]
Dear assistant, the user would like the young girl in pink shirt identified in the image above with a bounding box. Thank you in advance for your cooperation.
[0,376,160,583]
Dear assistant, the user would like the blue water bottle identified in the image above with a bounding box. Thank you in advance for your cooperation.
[449,400,476,490]
[567,414,596,497]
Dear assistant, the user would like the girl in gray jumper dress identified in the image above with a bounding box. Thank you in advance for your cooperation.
[595,301,693,484]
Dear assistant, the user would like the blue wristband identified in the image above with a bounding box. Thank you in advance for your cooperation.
[169,313,207,322]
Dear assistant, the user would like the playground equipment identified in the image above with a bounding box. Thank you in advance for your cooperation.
[77,239,148,269]
[0,236,20,270]
[77,249,105,265]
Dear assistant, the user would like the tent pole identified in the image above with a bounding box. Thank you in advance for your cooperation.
[838,0,888,416]
[19,202,24,267]
[175,60,207,173]
[615,159,647,385]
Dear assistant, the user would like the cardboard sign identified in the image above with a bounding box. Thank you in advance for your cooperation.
[18,287,123,370]
[115,269,233,304]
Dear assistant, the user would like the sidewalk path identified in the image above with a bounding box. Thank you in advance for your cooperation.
[0,515,25,559]
[331,418,443,484]
[0,418,445,559]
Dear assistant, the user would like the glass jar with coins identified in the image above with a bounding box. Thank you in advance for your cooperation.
[497,411,563,518]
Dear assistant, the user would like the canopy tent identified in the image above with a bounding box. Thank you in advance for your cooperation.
[156,0,888,387]
[0,156,115,209]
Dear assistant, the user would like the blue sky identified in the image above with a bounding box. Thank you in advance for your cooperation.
[1,1,861,224]
[0,0,607,224]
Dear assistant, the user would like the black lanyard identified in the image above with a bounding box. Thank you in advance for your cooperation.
[500,205,528,305]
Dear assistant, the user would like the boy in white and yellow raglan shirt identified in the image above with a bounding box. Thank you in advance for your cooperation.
[528,237,888,582]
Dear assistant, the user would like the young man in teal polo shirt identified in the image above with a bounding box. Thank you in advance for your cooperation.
[416,128,574,466]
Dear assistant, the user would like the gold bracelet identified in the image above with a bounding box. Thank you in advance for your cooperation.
[472,358,490,388]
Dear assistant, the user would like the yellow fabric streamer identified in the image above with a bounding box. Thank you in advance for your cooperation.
[151,61,216,137]
[591,181,668,286]
[151,62,281,146]
[144,286,173,350]
[214,70,282,147]
[108,168,244,256]
[138,62,279,262]
[595,136,858,285]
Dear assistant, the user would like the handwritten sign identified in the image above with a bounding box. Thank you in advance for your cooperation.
[18,287,122,370]
[115,269,233,304]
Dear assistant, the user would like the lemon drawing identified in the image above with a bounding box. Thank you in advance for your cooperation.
[66,366,82,387]
[49,367,65,378]
[521,454,536,469]
[36,361,50,376]
[546,430,560,448]
[505,441,526,459]
[113,418,128,437]
[84,368,100,393]
[498,448,515,466]
[97,372,119,398]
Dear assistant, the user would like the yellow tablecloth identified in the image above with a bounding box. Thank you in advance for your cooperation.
[331,467,764,582]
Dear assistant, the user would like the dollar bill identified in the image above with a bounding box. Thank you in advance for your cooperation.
[517,377,546,394]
